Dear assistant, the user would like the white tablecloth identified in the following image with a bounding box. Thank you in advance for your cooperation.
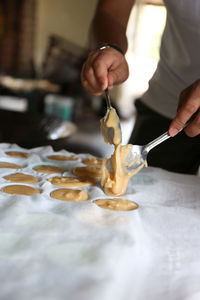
[0,143,199,300]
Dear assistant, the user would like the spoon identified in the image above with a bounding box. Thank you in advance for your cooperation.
[100,89,122,145]
[126,110,199,172]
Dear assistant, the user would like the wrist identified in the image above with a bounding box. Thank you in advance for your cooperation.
[98,43,124,56]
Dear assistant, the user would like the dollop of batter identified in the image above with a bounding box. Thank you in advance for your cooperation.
[33,165,64,174]
[48,176,94,188]
[73,165,102,180]
[4,172,38,184]
[94,198,138,211]
[0,162,21,169]
[100,107,122,145]
[5,151,30,158]
[50,188,88,202]
[101,144,145,196]
[47,154,77,161]
[82,157,103,166]
[2,184,40,195]
[100,107,146,196]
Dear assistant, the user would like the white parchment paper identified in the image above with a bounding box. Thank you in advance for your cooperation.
[0,143,199,300]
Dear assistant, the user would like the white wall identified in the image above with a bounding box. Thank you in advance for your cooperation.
[34,0,97,69]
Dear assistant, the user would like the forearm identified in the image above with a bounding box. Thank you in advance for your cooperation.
[81,0,134,95]
[89,11,128,54]
[88,0,135,54]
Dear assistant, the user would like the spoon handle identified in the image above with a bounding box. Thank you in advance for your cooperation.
[143,110,199,153]
[144,132,170,153]
[104,89,112,109]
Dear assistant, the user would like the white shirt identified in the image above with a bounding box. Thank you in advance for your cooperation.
[141,0,200,119]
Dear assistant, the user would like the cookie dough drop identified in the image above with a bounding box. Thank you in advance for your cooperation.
[0,162,21,169]
[48,176,94,188]
[2,185,40,196]
[73,165,102,180]
[33,165,64,174]
[5,151,30,158]
[82,158,103,166]
[4,172,38,184]
[94,198,138,211]
[50,188,88,202]
[47,154,77,161]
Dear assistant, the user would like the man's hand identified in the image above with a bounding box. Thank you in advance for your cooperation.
[81,47,129,96]
[169,80,200,137]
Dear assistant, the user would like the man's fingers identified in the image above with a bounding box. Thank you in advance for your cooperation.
[169,103,198,135]
[184,110,200,137]
[108,60,129,87]
[81,62,105,95]
[83,80,104,96]
[92,49,126,89]
[81,63,103,95]
[92,58,109,91]
[169,80,200,137]
[81,47,129,96]
[81,51,109,95]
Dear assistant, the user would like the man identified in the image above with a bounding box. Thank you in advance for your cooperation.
[81,0,200,174]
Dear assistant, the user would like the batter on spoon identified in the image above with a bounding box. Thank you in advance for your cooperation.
[100,107,146,196]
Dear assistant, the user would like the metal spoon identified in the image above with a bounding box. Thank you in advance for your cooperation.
[126,111,199,172]
[105,88,112,110]
[100,89,122,145]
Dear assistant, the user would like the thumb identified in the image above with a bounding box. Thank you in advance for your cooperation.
[168,107,199,137]
[107,65,129,88]
[168,118,184,137]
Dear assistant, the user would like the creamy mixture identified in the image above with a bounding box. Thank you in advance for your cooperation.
[82,158,103,166]
[48,176,93,188]
[5,151,30,158]
[2,184,40,195]
[100,107,122,145]
[47,154,77,161]
[100,107,146,196]
[73,165,102,180]
[94,198,138,211]
[33,165,64,174]
[101,144,145,196]
[4,172,38,184]
[50,188,88,202]
[0,162,21,169]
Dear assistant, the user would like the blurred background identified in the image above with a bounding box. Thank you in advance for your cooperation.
[0,0,166,157]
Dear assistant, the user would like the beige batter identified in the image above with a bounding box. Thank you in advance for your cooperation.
[82,157,103,166]
[33,165,64,174]
[50,188,88,202]
[0,162,21,169]
[100,107,122,145]
[48,176,94,188]
[101,144,145,196]
[4,172,38,184]
[94,198,138,211]
[5,151,30,158]
[100,107,146,196]
[47,154,77,161]
[2,184,40,195]
[73,165,102,180]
